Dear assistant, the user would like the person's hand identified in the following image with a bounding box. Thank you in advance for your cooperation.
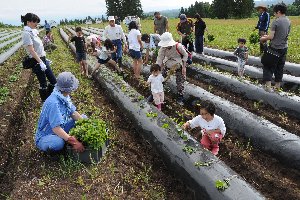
[182,66,186,78]
[67,136,85,152]
[201,128,207,136]
[181,122,189,130]
[40,62,47,71]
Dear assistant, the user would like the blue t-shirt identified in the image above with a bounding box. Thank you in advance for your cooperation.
[35,93,76,144]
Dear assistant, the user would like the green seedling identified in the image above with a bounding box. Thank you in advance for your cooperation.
[162,123,170,129]
[138,95,144,100]
[215,175,237,191]
[9,74,18,82]
[194,160,214,167]
[146,112,158,118]
[182,145,196,154]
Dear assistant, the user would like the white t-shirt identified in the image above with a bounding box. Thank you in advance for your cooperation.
[103,25,126,43]
[96,47,109,60]
[188,115,226,136]
[22,26,46,58]
[147,74,164,93]
[128,29,141,51]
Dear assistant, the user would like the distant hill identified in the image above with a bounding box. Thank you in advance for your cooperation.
[254,0,295,6]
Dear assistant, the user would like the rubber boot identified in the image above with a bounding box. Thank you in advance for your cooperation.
[118,58,123,69]
[47,84,55,97]
[39,88,48,102]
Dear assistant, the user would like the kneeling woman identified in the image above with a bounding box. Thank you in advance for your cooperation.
[35,72,85,154]
[182,101,226,155]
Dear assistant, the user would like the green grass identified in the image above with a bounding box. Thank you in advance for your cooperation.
[82,16,300,63]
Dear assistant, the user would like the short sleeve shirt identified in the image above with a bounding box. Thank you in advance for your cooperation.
[188,114,226,136]
[70,36,86,53]
[96,46,109,60]
[22,31,46,57]
[154,16,168,35]
[177,19,194,35]
[128,29,142,51]
[234,46,248,60]
[270,16,291,49]
[147,74,164,93]
[35,93,76,143]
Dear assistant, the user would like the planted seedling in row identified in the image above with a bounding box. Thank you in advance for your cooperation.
[182,145,196,154]
[215,175,237,191]
[146,111,158,118]
[161,123,170,129]
[194,160,214,167]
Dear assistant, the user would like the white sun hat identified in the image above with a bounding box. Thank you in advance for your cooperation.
[158,32,176,47]
[108,16,115,21]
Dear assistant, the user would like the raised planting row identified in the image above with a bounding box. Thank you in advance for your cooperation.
[0,35,22,49]
[185,64,300,120]
[0,31,21,42]
[192,53,300,92]
[203,47,300,76]
[0,41,23,65]
[82,27,103,36]
[135,63,300,170]
[60,27,265,200]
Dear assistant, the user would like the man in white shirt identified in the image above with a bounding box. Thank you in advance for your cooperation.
[103,16,128,68]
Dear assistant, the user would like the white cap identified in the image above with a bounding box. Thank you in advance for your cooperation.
[108,16,115,21]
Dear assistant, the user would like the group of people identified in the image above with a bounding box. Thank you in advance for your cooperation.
[20,3,291,158]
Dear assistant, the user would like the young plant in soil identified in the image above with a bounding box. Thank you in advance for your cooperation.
[215,175,237,191]
[182,145,196,154]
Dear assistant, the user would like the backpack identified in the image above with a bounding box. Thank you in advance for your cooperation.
[175,43,192,65]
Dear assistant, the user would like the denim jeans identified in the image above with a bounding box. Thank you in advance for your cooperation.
[36,114,87,152]
[195,35,204,54]
[111,39,123,62]
[32,57,56,89]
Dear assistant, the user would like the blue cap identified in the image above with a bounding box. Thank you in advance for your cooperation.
[55,72,79,93]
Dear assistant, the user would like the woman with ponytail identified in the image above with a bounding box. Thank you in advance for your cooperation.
[21,13,56,101]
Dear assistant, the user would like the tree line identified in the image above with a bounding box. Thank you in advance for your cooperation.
[179,0,300,19]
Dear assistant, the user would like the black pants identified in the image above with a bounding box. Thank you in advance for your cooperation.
[32,57,56,89]
[182,37,194,52]
[195,35,204,54]
[263,48,287,82]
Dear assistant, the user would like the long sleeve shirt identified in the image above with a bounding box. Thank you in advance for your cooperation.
[256,11,270,32]
[102,24,127,44]
[156,43,188,68]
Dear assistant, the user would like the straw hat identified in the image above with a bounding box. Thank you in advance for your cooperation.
[158,32,176,47]
[256,4,267,11]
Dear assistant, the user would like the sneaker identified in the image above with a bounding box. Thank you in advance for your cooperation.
[177,96,184,105]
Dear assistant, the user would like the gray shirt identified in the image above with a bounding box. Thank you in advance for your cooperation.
[22,29,46,58]
[154,16,168,35]
[234,46,248,60]
[270,16,291,49]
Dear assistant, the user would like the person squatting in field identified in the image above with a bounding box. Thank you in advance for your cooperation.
[182,101,226,155]
[156,32,188,105]
[43,30,57,52]
[141,33,161,64]
[21,13,57,102]
[234,38,248,77]
[89,39,123,78]
[103,16,128,69]
[69,27,88,77]
[35,72,86,158]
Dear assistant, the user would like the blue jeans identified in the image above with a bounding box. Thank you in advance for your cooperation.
[36,114,87,152]
[195,35,204,54]
[111,39,123,62]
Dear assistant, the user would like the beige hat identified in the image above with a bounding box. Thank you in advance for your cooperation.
[158,32,176,47]
[108,16,115,21]
[256,4,267,10]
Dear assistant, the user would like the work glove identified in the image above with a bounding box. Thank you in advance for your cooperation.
[46,59,52,65]
[40,62,47,71]
[67,136,85,152]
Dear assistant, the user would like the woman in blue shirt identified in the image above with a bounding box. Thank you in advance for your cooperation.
[35,72,85,155]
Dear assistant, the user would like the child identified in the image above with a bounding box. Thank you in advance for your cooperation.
[141,33,161,64]
[147,64,164,110]
[43,30,57,51]
[234,38,248,77]
[69,27,88,77]
[90,39,122,77]
[128,21,143,79]
[182,101,226,155]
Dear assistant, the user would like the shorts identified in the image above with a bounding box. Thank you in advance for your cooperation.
[237,58,246,72]
[152,92,164,105]
[129,49,142,59]
[76,52,86,62]
[97,57,110,64]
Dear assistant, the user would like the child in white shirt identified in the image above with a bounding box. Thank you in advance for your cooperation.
[90,39,122,77]
[182,100,226,155]
[147,64,164,110]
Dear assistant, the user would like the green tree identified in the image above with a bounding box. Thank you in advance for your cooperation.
[211,0,234,19]
[105,0,143,20]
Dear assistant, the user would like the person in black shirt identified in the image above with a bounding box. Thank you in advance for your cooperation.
[69,27,88,77]
[194,13,207,54]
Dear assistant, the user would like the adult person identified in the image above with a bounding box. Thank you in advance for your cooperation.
[156,32,188,105]
[21,13,56,102]
[35,72,85,157]
[114,16,120,25]
[153,12,169,35]
[260,4,291,92]
[128,21,143,78]
[103,16,128,68]
[43,30,57,51]
[177,14,194,52]
[44,20,51,31]
[194,13,207,54]
[254,4,270,53]
[141,33,161,64]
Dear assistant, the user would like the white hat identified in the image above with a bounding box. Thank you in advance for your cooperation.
[158,32,176,47]
[108,16,115,21]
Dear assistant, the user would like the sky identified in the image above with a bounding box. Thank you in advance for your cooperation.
[0,0,212,25]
